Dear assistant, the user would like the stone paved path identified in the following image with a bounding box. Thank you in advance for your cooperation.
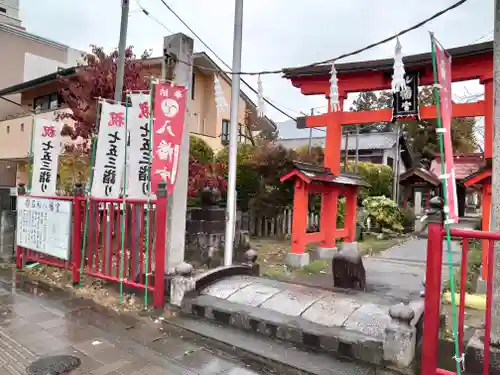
[0,270,263,375]
[365,237,463,300]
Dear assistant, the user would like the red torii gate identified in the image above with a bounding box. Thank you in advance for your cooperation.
[283,41,493,263]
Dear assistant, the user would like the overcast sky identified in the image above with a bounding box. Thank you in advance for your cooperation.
[22,0,493,126]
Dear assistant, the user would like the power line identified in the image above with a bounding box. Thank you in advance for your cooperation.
[159,0,469,76]
[135,0,174,34]
[142,0,470,122]
[470,29,493,44]
[152,0,298,121]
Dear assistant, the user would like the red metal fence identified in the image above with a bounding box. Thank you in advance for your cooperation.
[15,189,167,308]
[422,223,497,375]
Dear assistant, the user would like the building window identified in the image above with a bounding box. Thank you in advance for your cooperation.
[34,93,61,112]
[6,125,10,134]
[221,120,246,144]
[20,123,24,132]
[191,72,196,100]
[387,157,394,169]
[221,119,229,145]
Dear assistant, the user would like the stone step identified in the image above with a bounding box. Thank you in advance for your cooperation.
[181,291,420,375]
[167,314,378,375]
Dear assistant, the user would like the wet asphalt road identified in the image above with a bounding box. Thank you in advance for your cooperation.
[0,268,265,375]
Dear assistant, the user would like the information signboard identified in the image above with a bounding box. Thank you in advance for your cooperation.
[16,196,72,260]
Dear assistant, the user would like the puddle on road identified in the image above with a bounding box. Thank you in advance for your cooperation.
[26,355,81,375]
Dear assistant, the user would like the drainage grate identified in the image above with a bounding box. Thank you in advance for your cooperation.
[26,355,81,375]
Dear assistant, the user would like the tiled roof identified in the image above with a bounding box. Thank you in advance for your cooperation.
[277,137,325,149]
[277,132,399,151]
[341,132,398,151]
[430,154,484,180]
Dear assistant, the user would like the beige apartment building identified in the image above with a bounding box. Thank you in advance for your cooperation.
[0,0,86,188]
[0,52,275,188]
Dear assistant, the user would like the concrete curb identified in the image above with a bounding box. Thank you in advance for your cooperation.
[181,294,417,374]
[163,314,398,375]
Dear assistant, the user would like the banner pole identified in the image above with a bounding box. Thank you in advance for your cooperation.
[26,115,36,194]
[79,100,101,287]
[118,95,130,304]
[430,33,462,375]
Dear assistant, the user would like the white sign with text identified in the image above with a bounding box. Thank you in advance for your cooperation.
[16,196,72,260]
[31,118,62,196]
[91,102,127,199]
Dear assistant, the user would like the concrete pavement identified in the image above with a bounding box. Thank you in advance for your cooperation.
[0,270,264,375]
[364,237,463,300]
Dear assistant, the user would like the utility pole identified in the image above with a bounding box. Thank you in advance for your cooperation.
[114,0,130,102]
[105,0,129,270]
[223,0,244,266]
[488,0,500,344]
[307,108,314,155]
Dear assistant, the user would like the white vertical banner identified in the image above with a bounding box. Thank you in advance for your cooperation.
[31,118,62,196]
[91,101,127,199]
[127,93,152,199]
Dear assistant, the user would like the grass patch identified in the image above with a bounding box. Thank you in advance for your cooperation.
[253,235,407,287]
[262,266,292,281]
[296,260,328,276]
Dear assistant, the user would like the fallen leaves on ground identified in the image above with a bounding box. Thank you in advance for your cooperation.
[24,264,145,313]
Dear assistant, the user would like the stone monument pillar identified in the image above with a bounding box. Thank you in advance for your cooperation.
[414,191,422,217]
[164,33,194,273]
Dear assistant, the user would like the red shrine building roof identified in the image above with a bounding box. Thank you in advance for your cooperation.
[430,153,484,181]
[280,161,369,187]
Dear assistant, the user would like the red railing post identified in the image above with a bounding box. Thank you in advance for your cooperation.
[458,238,469,354]
[483,239,495,375]
[153,182,167,308]
[421,222,444,375]
[72,184,85,284]
[15,183,26,269]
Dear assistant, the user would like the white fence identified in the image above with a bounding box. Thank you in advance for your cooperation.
[240,209,320,238]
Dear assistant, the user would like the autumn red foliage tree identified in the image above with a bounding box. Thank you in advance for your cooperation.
[58,45,151,143]
[188,156,227,198]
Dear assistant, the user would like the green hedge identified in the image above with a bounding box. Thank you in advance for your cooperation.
[346,162,394,203]
[215,144,260,211]
[190,136,214,164]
